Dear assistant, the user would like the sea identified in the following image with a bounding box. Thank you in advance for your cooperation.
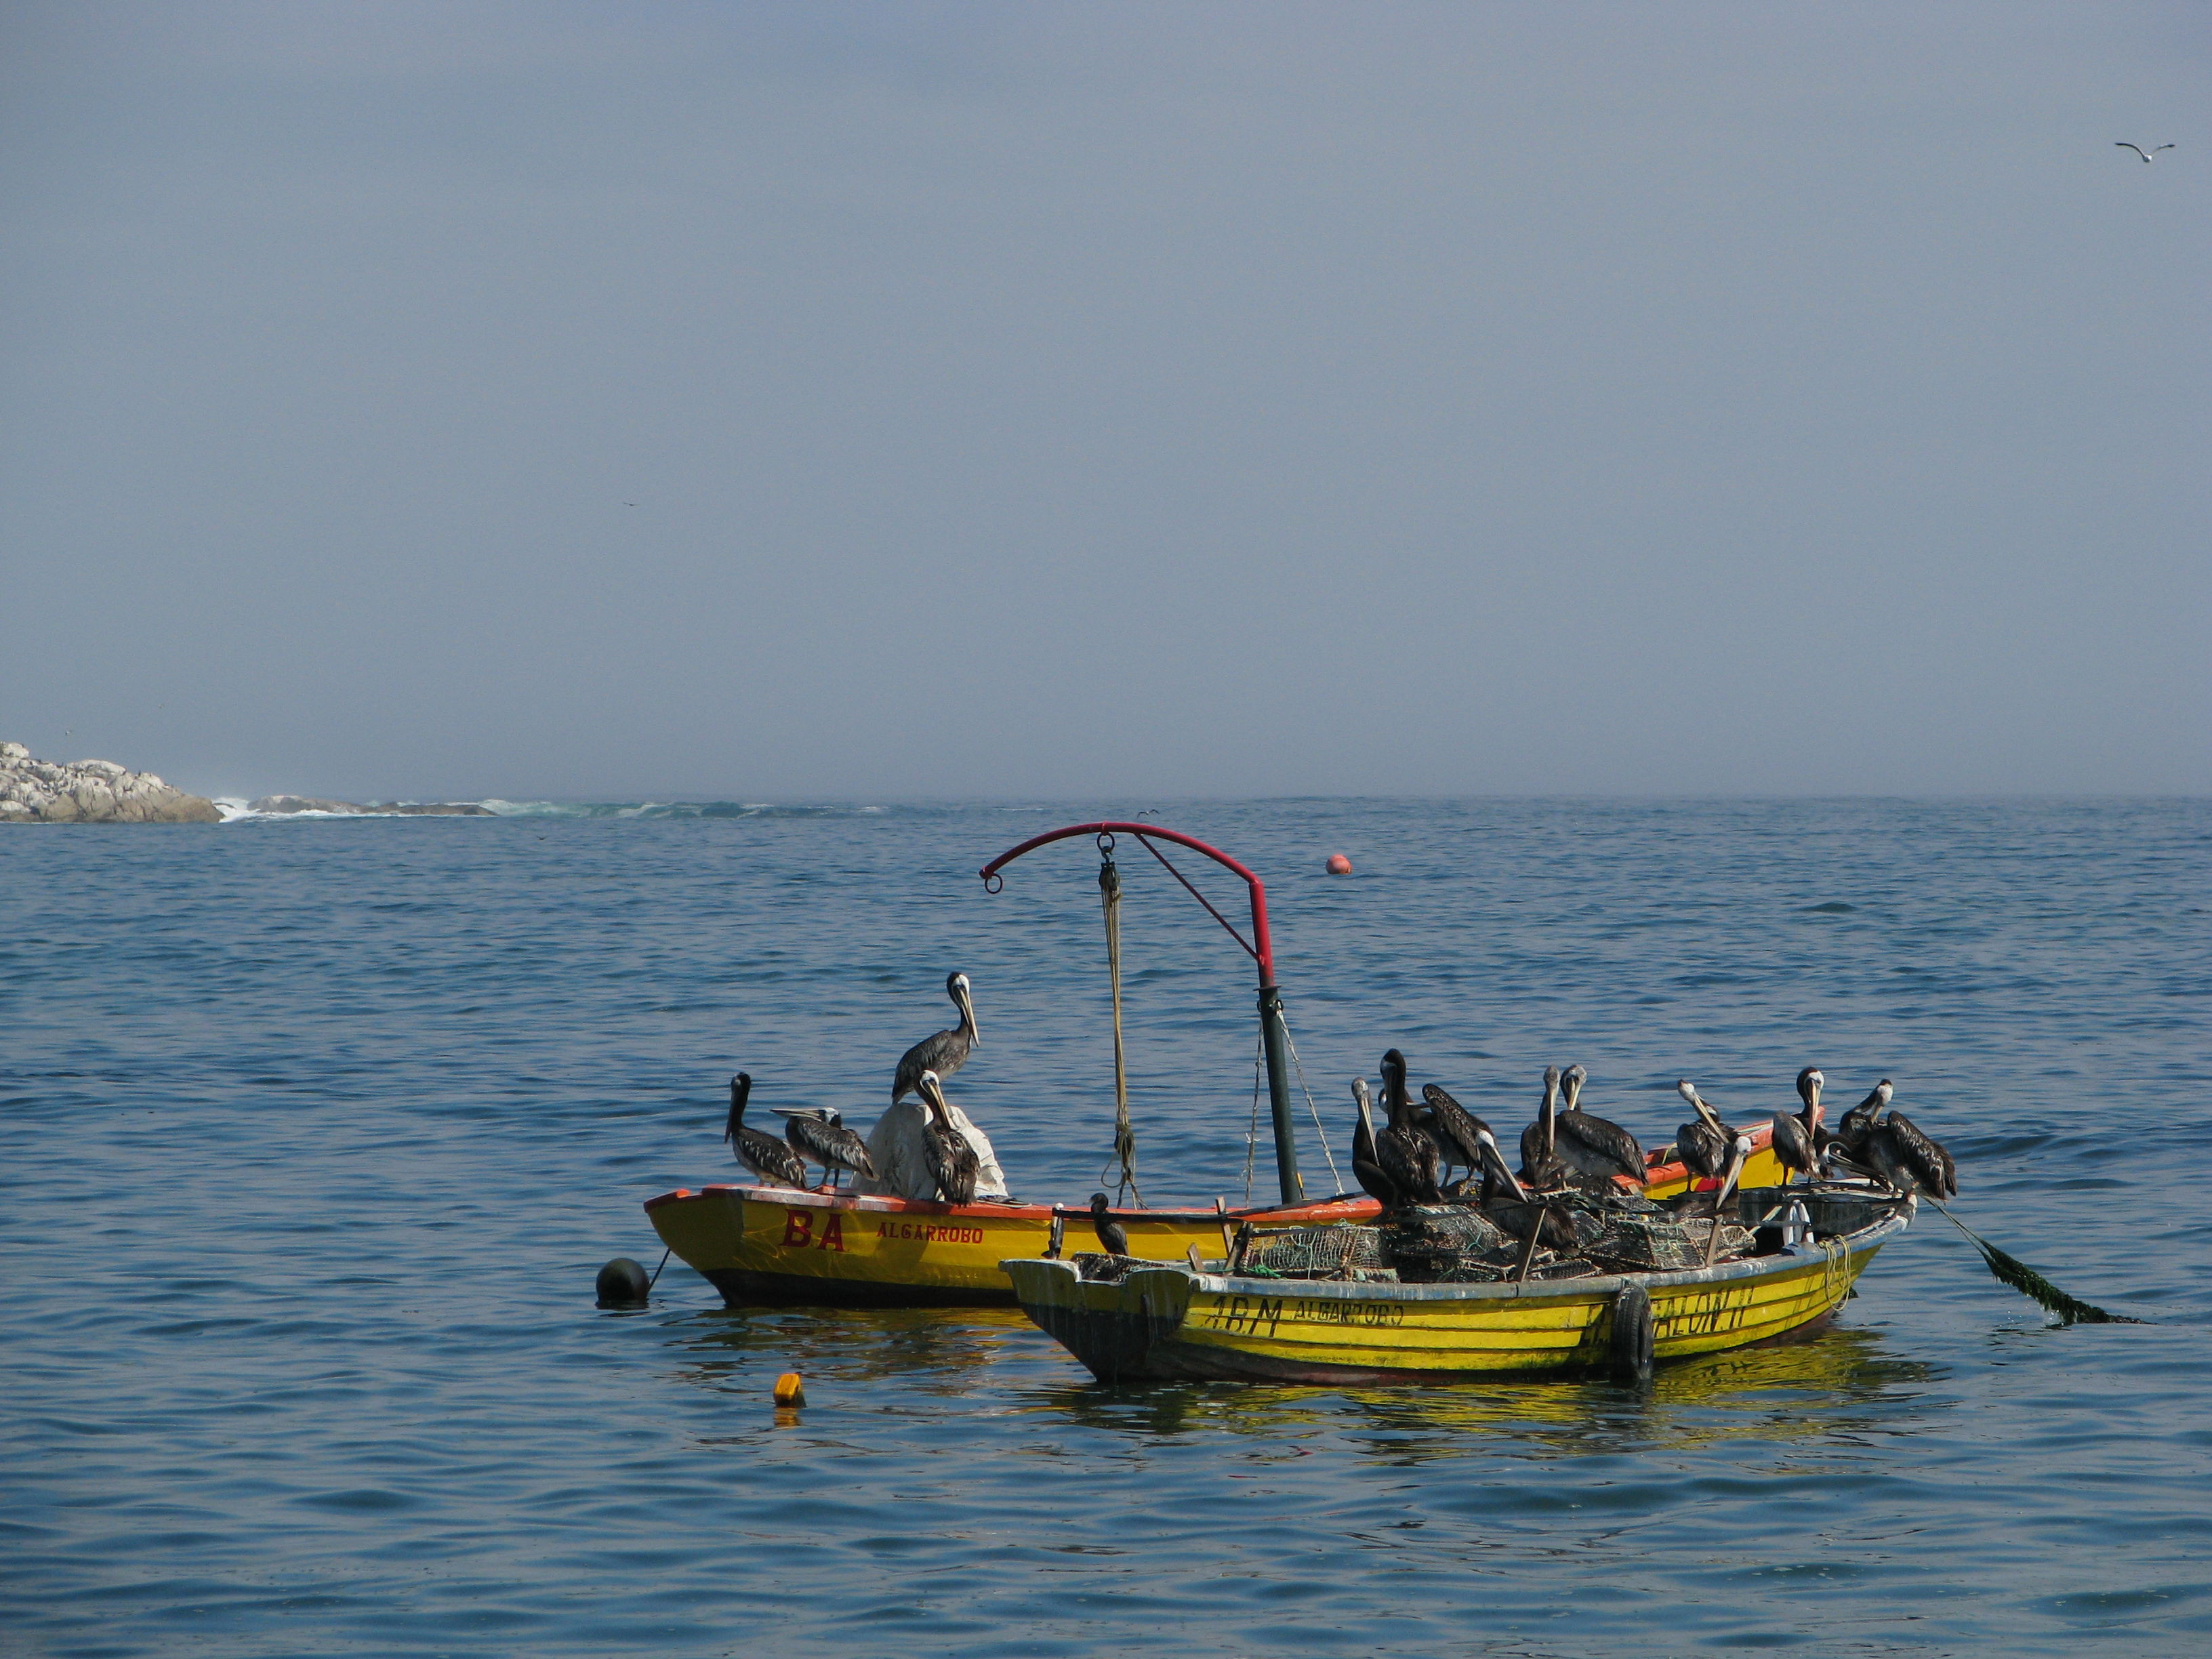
[3,798,2207,1657]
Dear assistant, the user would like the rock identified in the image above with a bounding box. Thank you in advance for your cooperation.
[0,741,222,824]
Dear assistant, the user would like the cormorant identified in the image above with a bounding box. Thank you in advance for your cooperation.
[1553,1064,1645,1186]
[892,972,981,1104]
[1088,1192,1130,1256]
[1374,1049,1444,1207]
[1351,1077,1400,1207]
[724,1073,808,1189]
[1859,1099,1957,1200]
[771,1106,876,1191]
[915,1070,980,1205]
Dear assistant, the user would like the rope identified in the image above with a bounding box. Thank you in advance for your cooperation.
[1277,1015,1343,1194]
[1098,853,1143,1206]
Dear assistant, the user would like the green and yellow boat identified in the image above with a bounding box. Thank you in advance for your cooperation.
[1004,1187,1912,1383]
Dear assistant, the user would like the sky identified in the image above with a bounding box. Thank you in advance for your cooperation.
[1,1,2205,801]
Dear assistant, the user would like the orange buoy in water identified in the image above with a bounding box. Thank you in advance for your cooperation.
[773,1372,806,1407]
[1326,853,1353,875]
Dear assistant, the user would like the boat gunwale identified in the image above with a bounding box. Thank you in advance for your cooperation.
[642,1180,1380,1226]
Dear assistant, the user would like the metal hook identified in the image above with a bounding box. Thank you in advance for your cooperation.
[1096,831,1117,857]
[981,872,1004,894]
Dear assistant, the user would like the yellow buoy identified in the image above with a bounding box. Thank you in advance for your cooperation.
[773,1372,806,1407]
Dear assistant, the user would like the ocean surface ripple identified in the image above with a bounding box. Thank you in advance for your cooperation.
[3,798,2207,1656]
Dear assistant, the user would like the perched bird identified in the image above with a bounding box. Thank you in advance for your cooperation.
[1469,1130,1577,1251]
[1674,1080,1740,1181]
[1859,1097,1957,1200]
[1769,1067,1824,1185]
[914,1070,980,1205]
[1830,1080,1891,1162]
[2116,142,2176,162]
[1088,1191,1130,1256]
[1520,1065,1568,1187]
[724,1073,808,1189]
[892,972,981,1104]
[1420,1083,1494,1188]
[1374,1050,1444,1207]
[1676,1132,1755,1222]
[1351,1077,1400,1207]
[1553,1064,1645,1186]
[771,1105,876,1191]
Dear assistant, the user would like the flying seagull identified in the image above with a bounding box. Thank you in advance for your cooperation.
[2115,143,2175,163]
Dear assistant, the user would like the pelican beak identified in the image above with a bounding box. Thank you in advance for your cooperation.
[1477,1130,1527,1201]
[954,979,980,1046]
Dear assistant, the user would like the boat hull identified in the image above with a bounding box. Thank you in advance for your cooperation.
[644,1183,1382,1307]
[1003,1197,1910,1383]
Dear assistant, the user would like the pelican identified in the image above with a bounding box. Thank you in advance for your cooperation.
[1860,1098,1957,1200]
[1420,1083,1493,1189]
[1553,1064,1645,1186]
[914,1069,979,1204]
[1519,1065,1568,1187]
[1673,1080,1738,1181]
[723,1073,808,1189]
[1700,1134,1756,1263]
[1832,1079,1890,1160]
[1374,1050,1443,1207]
[892,972,981,1104]
[1769,1067,1824,1185]
[1470,1126,1576,1251]
[1351,1078,1400,1207]
[1088,1192,1130,1256]
[2116,142,2175,162]
[771,1105,876,1191]
[1675,1132,1755,1222]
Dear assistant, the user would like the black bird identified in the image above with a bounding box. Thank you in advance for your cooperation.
[1861,1102,1957,1200]
[1769,1067,1823,1186]
[1673,1080,1739,1181]
[915,1069,980,1205]
[1553,1064,1645,1187]
[724,1073,808,1189]
[1351,1078,1400,1207]
[1830,1079,1891,1165]
[1420,1084,1494,1188]
[1374,1050,1444,1207]
[1675,1132,1756,1222]
[892,972,981,1105]
[772,1106,876,1191]
[1470,1130,1578,1251]
[1519,1065,1568,1188]
[1088,1191,1130,1256]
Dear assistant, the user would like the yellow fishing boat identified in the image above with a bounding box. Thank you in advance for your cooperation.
[645,1183,1380,1306]
[1003,1187,1912,1383]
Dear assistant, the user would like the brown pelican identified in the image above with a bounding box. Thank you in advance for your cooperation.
[1700,1134,1756,1263]
[1553,1064,1645,1186]
[1420,1083,1493,1188]
[1470,1126,1577,1250]
[1374,1050,1443,1206]
[1673,1080,1739,1181]
[915,1070,979,1204]
[1860,1100,1957,1200]
[771,1106,876,1191]
[1088,1192,1130,1256]
[1519,1065,1568,1187]
[1351,1078,1401,1207]
[892,972,981,1104]
[1769,1067,1823,1185]
[1675,1132,1755,1222]
[1830,1079,1891,1166]
[724,1073,808,1189]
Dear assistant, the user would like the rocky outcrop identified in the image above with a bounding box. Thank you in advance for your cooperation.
[249,796,493,817]
[0,741,222,823]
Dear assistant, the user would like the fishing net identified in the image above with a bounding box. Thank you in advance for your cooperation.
[1071,1252,1139,1283]
[1236,1223,1389,1280]
[1586,1215,1754,1271]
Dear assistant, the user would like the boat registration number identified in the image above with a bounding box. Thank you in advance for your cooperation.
[1202,1294,1404,1338]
